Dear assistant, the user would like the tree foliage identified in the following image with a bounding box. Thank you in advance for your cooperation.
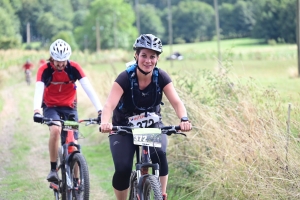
[138,4,165,37]
[172,1,215,43]
[252,0,297,43]
[75,0,137,51]
[0,0,298,50]
[0,0,21,48]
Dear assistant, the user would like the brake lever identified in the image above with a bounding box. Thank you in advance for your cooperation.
[177,132,186,137]
[85,121,92,126]
[163,128,177,136]
[163,129,186,137]
[45,121,61,127]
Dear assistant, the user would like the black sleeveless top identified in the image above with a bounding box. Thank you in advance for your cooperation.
[112,68,172,126]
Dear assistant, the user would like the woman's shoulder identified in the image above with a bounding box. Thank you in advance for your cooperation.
[118,70,129,79]
[115,70,130,86]
[157,68,170,77]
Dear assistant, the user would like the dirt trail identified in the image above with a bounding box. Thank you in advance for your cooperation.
[0,84,18,182]
[0,67,110,199]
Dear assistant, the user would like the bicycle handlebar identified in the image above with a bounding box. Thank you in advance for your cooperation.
[42,117,99,127]
[108,125,186,137]
[78,118,100,126]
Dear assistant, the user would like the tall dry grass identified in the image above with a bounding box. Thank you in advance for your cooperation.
[163,67,300,199]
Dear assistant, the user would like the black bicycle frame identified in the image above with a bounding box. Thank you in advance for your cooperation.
[61,140,81,191]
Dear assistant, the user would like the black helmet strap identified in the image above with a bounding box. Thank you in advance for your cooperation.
[137,65,151,75]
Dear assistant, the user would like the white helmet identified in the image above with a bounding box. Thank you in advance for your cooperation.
[49,39,72,61]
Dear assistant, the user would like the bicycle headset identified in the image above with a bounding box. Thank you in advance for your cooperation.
[117,63,163,117]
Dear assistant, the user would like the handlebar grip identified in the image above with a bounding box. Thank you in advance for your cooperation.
[42,117,52,122]
[111,126,131,131]
[161,125,181,130]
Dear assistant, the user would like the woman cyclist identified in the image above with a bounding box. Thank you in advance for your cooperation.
[33,39,103,182]
[100,34,192,200]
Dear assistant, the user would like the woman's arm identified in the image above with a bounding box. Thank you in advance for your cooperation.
[163,82,192,131]
[163,82,187,118]
[100,82,124,132]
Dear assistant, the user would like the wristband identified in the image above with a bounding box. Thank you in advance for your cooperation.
[180,117,189,122]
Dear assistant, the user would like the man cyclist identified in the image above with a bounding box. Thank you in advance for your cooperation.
[33,39,103,182]
[100,34,192,200]
[23,59,33,83]
[23,59,34,71]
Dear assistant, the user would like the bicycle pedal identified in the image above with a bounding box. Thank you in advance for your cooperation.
[49,182,59,190]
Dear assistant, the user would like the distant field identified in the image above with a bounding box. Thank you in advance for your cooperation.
[159,38,299,103]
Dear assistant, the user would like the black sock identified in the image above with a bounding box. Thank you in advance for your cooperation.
[51,162,57,170]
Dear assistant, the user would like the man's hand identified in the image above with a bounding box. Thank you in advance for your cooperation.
[33,113,43,123]
[97,110,102,124]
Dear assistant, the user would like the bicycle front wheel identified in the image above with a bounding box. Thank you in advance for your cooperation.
[142,175,163,200]
[128,171,138,200]
[70,153,90,200]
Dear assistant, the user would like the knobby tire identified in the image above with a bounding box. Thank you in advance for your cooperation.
[60,148,67,200]
[70,153,90,200]
[25,71,31,85]
[128,171,138,200]
[142,175,163,200]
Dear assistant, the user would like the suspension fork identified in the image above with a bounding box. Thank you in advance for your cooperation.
[136,146,160,184]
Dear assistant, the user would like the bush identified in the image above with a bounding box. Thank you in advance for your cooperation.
[0,37,21,49]
[267,39,277,46]
[174,37,186,44]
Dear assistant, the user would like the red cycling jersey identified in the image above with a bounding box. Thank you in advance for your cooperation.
[36,61,86,108]
[23,62,33,70]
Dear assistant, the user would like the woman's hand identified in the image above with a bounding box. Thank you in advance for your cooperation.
[179,121,192,132]
[100,123,113,133]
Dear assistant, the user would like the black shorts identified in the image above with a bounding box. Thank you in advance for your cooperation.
[43,106,79,145]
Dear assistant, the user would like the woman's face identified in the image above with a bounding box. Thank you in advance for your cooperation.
[53,60,67,71]
[136,48,159,73]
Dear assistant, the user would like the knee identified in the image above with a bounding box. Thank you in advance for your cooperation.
[113,167,132,190]
[49,126,60,139]
[151,151,168,176]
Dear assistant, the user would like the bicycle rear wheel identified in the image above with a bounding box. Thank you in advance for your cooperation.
[128,171,138,200]
[25,71,31,85]
[70,153,90,200]
[142,175,163,200]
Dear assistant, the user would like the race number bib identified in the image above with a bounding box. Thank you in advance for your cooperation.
[132,128,162,148]
[63,120,79,131]
[128,112,160,128]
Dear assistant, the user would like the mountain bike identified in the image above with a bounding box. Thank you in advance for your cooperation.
[109,125,186,200]
[42,116,99,200]
[25,69,31,85]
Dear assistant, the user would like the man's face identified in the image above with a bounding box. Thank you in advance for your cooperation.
[53,60,67,71]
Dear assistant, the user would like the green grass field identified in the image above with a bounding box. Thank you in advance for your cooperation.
[1,38,300,199]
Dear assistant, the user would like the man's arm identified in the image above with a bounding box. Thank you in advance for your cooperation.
[79,77,103,112]
[33,81,45,113]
